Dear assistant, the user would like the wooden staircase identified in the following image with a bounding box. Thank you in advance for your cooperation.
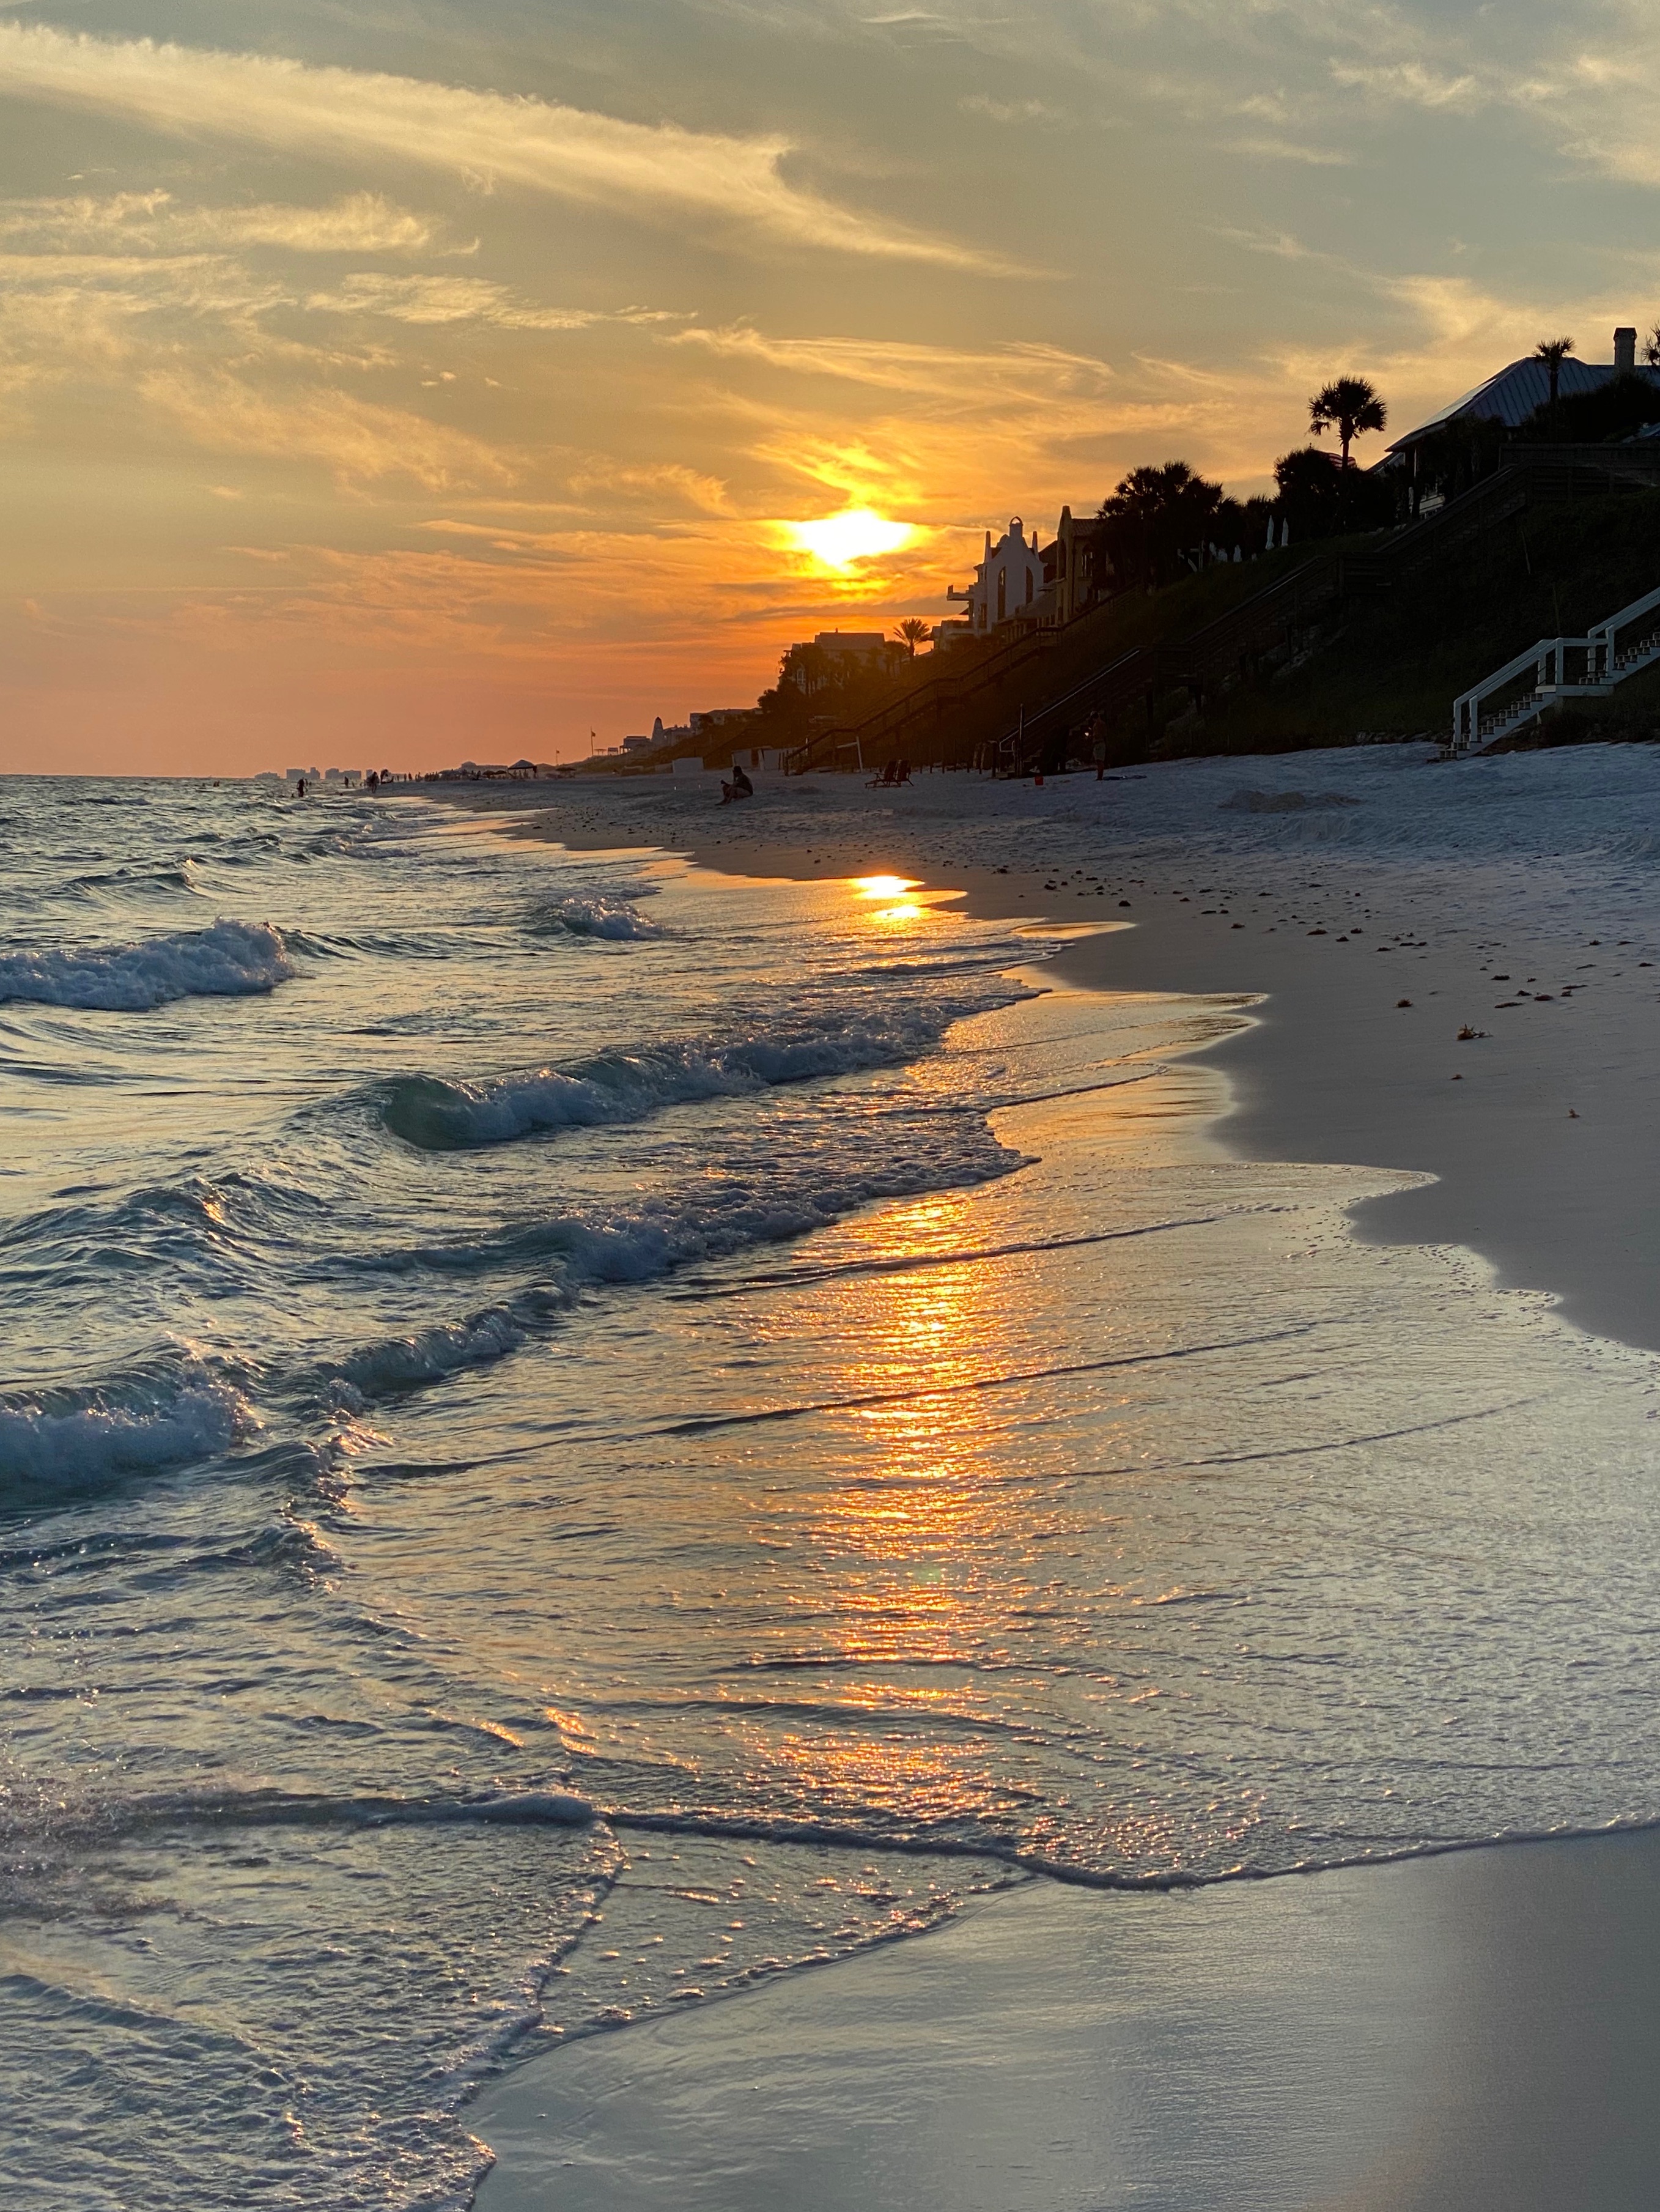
[1452,582,1660,751]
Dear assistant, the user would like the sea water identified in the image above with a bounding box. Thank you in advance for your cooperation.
[2,777,1658,2208]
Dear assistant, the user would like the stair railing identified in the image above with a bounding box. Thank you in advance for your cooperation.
[1453,640,1560,751]
[1588,582,1660,681]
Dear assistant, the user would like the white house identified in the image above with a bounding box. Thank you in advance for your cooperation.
[946,519,1047,637]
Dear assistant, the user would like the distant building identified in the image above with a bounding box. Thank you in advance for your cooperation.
[946,519,1047,636]
[1054,507,1113,623]
[690,708,756,737]
[812,631,891,664]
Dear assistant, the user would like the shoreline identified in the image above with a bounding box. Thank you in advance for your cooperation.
[473,1819,1660,2211]
[430,768,1660,1355]
[432,766,1660,2208]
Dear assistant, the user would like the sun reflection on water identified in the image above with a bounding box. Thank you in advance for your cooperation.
[734,1188,1082,1824]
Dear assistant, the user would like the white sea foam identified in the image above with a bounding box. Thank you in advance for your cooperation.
[0,919,295,1011]
[0,1374,253,1485]
[542,893,662,941]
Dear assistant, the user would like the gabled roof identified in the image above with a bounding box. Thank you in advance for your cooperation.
[1388,356,1660,451]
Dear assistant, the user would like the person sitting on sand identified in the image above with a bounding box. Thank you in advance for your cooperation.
[721,763,754,804]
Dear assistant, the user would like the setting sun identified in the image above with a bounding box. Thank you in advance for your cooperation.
[788,509,915,572]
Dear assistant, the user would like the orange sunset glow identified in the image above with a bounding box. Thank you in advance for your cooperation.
[3,6,1655,775]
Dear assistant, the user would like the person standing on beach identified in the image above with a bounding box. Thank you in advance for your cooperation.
[1088,714,1109,780]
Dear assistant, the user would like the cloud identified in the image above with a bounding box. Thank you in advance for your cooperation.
[302,273,685,331]
[670,324,1115,400]
[1206,224,1326,262]
[0,188,442,255]
[135,369,516,488]
[958,94,1071,126]
[0,23,1009,268]
[0,250,292,402]
[1328,59,1482,112]
[1225,136,1352,166]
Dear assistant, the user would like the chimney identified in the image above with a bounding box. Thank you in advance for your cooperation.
[1615,325,1637,374]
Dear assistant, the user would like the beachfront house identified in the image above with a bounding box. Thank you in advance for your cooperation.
[1053,506,1113,623]
[1384,325,1660,512]
[811,631,892,665]
[945,519,1048,638]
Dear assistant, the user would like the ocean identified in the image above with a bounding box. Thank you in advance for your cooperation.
[4,774,1658,2208]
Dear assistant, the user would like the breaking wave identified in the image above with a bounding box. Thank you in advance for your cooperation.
[381,1016,954,1151]
[539,893,662,941]
[0,1365,255,1487]
[0,919,296,1012]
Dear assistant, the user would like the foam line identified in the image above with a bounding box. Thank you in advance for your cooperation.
[658,1325,1320,1436]
[666,1207,1277,1303]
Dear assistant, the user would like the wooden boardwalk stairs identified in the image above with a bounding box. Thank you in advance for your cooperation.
[1452,580,1660,751]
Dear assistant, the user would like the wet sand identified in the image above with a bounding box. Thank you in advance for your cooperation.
[474,1825,1660,2211]
[437,765,1660,2208]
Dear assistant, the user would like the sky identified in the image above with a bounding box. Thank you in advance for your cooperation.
[4,0,1660,774]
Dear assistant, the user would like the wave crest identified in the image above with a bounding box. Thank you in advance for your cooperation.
[382,1018,951,1152]
[0,1367,254,1487]
[0,919,295,1012]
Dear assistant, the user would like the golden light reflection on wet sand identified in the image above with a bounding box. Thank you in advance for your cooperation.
[737,1182,1085,1822]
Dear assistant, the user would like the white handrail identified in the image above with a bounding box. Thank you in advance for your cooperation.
[1453,577,1660,750]
[1588,581,1660,645]
[1452,637,1573,750]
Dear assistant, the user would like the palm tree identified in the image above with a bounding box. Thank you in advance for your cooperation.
[894,618,931,659]
[1098,461,1223,590]
[1535,336,1575,424]
[1307,377,1388,469]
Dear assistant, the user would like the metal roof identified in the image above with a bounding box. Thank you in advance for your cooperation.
[1387,356,1660,451]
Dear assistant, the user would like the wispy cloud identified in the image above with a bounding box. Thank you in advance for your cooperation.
[0,189,443,255]
[302,274,685,331]
[136,369,516,489]
[1225,135,1352,166]
[1328,59,1482,112]
[670,324,1115,400]
[0,23,1011,269]
[958,93,1071,127]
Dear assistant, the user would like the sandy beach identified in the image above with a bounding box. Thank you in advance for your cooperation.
[473,1825,1660,2211]
[428,746,1660,2209]
[441,744,1660,1352]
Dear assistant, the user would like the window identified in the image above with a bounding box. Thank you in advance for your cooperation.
[997,570,1006,621]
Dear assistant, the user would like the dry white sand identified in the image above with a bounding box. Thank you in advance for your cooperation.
[437,751,1660,2207]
